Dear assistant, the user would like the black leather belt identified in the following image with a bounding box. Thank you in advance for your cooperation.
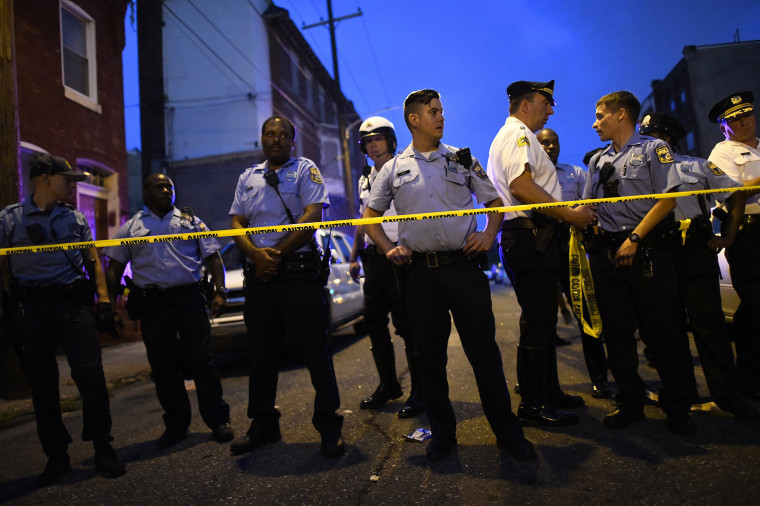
[501,217,536,230]
[141,283,199,296]
[412,250,470,268]
[743,214,760,225]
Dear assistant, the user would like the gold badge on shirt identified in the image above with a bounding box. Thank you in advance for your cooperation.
[517,136,529,147]
[706,161,726,176]
[309,166,323,184]
[655,145,674,164]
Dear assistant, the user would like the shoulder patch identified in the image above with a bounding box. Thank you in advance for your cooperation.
[309,166,323,184]
[706,161,726,176]
[517,136,530,147]
[472,160,488,180]
[655,145,674,164]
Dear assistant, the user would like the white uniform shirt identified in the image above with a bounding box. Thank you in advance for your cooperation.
[358,168,399,244]
[708,138,760,214]
[486,116,561,220]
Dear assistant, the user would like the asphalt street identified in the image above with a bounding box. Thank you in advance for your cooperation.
[1,284,759,505]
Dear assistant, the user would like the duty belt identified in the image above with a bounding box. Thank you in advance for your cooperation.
[501,217,536,230]
[16,277,90,297]
[244,250,319,277]
[412,250,472,268]
[141,283,200,297]
[743,214,760,225]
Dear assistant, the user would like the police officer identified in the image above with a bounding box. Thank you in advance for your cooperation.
[639,112,758,420]
[486,81,596,427]
[536,128,611,399]
[584,91,694,434]
[348,116,424,418]
[363,89,535,462]
[0,154,125,485]
[104,174,234,447]
[707,91,760,397]
[228,115,344,459]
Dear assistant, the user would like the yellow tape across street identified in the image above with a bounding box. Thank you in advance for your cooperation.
[1,185,759,256]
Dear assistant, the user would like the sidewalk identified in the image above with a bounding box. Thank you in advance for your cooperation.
[0,340,151,428]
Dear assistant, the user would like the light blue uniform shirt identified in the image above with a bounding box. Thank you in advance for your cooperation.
[368,142,499,252]
[584,133,681,232]
[0,199,91,286]
[555,162,587,203]
[103,207,220,289]
[673,153,741,221]
[228,157,329,252]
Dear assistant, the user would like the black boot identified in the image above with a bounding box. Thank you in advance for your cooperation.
[544,341,585,409]
[360,342,402,409]
[398,348,425,418]
[516,346,579,426]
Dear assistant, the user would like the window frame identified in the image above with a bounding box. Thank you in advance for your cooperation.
[60,0,101,113]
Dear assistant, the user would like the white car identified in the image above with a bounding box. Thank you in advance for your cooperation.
[717,248,740,322]
[210,229,364,353]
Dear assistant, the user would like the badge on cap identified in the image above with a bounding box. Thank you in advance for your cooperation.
[517,136,530,147]
[309,166,323,184]
[706,161,725,176]
[656,145,674,164]
[731,96,741,105]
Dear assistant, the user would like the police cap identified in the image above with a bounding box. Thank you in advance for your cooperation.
[29,154,87,181]
[708,91,754,123]
[639,112,687,145]
[507,80,556,106]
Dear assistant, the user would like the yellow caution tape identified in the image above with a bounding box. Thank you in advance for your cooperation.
[568,228,602,338]
[1,185,759,256]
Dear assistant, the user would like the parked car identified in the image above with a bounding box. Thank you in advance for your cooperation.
[210,229,364,353]
[717,247,739,322]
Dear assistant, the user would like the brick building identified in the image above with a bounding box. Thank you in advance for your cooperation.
[13,0,130,239]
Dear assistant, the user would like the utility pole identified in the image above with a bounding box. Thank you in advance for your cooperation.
[0,0,31,400]
[0,0,19,206]
[303,1,362,217]
[137,0,166,180]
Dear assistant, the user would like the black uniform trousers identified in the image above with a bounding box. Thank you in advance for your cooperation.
[725,221,760,389]
[139,285,229,434]
[499,227,559,350]
[243,270,343,440]
[674,243,742,398]
[588,246,690,417]
[405,259,517,445]
[557,227,608,387]
[362,246,413,350]
[16,280,112,456]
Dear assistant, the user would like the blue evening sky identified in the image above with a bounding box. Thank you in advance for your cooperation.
[123,0,760,168]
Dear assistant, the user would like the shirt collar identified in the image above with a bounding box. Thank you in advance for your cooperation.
[252,158,297,173]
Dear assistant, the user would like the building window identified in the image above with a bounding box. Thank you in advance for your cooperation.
[681,90,687,103]
[60,1,101,113]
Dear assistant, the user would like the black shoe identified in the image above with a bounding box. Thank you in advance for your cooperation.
[321,435,345,459]
[157,430,188,448]
[360,383,403,409]
[591,383,613,399]
[546,391,585,409]
[230,429,281,456]
[518,403,579,426]
[37,452,71,487]
[666,415,697,435]
[497,435,537,461]
[212,423,235,443]
[716,398,759,421]
[555,335,572,347]
[604,408,645,429]
[94,443,126,479]
[397,395,425,419]
[426,438,456,461]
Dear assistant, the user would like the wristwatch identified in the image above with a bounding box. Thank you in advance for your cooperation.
[628,232,641,243]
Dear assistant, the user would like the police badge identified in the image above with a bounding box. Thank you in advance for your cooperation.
[630,153,645,166]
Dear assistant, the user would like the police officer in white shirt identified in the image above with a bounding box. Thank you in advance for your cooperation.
[707,91,760,397]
